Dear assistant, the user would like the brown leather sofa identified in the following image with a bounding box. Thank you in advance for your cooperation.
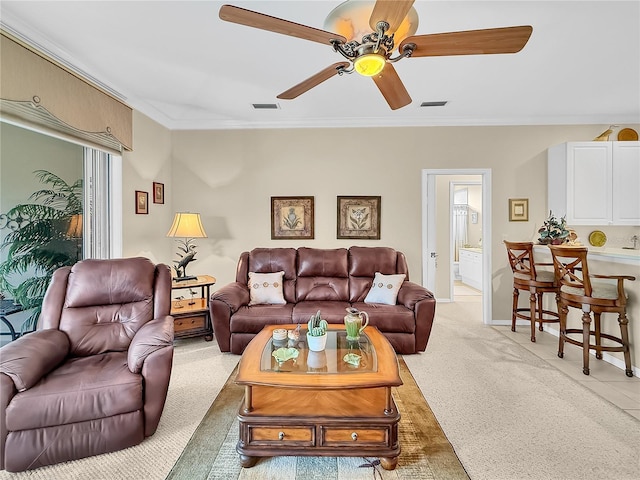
[210,246,436,355]
[0,257,174,472]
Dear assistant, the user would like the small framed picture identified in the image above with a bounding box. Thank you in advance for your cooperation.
[271,196,314,239]
[135,190,149,214]
[337,196,381,239]
[153,182,164,204]
[509,198,529,222]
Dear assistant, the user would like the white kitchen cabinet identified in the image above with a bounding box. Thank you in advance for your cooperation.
[548,141,640,226]
[459,248,482,291]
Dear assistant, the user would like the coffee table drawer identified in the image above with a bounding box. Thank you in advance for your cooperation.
[248,426,314,446]
[321,427,388,446]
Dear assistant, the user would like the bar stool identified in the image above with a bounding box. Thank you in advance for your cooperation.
[504,241,560,342]
[549,245,635,377]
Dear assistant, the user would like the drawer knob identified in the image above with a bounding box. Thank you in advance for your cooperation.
[351,432,358,441]
[278,431,285,440]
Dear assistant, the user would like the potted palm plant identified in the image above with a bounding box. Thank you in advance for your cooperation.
[306,310,328,352]
[0,170,82,332]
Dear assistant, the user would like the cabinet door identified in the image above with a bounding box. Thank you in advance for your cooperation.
[566,143,612,225]
[612,142,640,225]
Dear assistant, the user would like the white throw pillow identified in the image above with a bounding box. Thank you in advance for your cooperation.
[248,271,286,305]
[364,272,406,305]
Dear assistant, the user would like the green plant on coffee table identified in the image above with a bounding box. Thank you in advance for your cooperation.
[538,210,569,245]
[307,310,328,337]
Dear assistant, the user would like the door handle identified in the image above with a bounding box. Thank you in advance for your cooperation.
[430,252,438,258]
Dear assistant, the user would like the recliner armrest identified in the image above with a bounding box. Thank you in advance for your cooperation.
[210,282,250,313]
[128,315,174,374]
[0,329,70,391]
[397,281,435,309]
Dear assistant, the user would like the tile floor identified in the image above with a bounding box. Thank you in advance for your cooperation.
[452,281,640,420]
[494,322,640,420]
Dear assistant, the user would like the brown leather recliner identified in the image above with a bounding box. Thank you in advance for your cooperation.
[0,257,174,472]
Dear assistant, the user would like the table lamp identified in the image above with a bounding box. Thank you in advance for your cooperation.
[166,212,207,282]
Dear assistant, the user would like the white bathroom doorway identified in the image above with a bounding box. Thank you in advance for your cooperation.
[422,169,492,325]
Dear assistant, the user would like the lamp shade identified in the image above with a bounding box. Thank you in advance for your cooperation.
[66,214,83,238]
[166,212,207,238]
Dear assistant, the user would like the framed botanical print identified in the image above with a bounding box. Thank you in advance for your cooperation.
[337,196,381,239]
[271,196,314,239]
[509,198,529,222]
[153,182,164,204]
[135,190,148,214]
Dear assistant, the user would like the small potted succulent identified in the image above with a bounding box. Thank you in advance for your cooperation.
[306,310,328,352]
[538,210,570,245]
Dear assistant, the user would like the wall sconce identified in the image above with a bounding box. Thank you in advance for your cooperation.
[166,212,207,281]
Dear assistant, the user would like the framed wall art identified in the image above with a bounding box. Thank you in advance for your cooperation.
[509,198,529,222]
[135,190,148,214]
[271,196,314,239]
[337,196,381,239]
[153,182,164,204]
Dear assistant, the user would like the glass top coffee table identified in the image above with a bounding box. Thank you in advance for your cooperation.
[235,324,402,470]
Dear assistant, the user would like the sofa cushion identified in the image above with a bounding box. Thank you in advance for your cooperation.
[293,301,351,324]
[230,304,295,333]
[365,272,406,305]
[247,248,297,303]
[248,271,286,305]
[6,352,142,431]
[296,248,349,302]
[349,246,399,277]
[351,302,416,334]
[297,248,348,277]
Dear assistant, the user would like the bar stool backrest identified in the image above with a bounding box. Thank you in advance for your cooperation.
[549,245,592,298]
[504,241,537,280]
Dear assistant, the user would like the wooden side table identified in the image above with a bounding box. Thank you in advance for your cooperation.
[171,275,216,341]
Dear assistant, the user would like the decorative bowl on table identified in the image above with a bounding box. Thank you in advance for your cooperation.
[272,347,299,364]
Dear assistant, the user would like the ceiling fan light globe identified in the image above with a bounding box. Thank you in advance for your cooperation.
[324,0,418,43]
[354,54,386,76]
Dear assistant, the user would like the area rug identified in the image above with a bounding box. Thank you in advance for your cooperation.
[167,357,469,480]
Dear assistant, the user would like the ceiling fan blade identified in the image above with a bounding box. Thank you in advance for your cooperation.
[372,63,412,110]
[219,5,346,45]
[277,62,350,100]
[400,25,533,57]
[369,0,415,33]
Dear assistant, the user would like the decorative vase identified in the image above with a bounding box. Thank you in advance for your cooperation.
[344,307,369,341]
[306,332,327,352]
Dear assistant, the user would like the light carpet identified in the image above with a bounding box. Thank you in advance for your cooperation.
[167,357,469,480]
[404,300,640,480]
[2,300,639,479]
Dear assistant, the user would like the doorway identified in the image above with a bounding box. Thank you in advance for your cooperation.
[421,169,492,325]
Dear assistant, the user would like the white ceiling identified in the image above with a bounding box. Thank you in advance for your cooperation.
[2,1,639,130]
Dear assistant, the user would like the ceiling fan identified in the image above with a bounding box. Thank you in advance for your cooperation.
[219,0,533,110]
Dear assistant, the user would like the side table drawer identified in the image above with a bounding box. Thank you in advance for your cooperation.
[321,426,388,447]
[248,426,314,447]
[174,314,206,333]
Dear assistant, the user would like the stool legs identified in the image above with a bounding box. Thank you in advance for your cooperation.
[558,303,568,359]
[619,312,633,377]
[582,310,592,376]
[529,290,537,342]
[511,288,519,332]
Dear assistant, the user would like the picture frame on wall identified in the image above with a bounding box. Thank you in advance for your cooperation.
[509,198,529,221]
[271,196,314,239]
[135,190,148,214]
[153,182,164,204]
[337,196,381,239]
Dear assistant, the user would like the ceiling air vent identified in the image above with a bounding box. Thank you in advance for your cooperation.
[420,101,448,107]
[252,103,280,110]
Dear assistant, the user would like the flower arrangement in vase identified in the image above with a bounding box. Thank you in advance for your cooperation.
[306,310,328,352]
[538,210,570,245]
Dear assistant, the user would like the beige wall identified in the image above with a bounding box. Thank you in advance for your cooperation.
[124,114,640,368]
[121,111,174,266]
